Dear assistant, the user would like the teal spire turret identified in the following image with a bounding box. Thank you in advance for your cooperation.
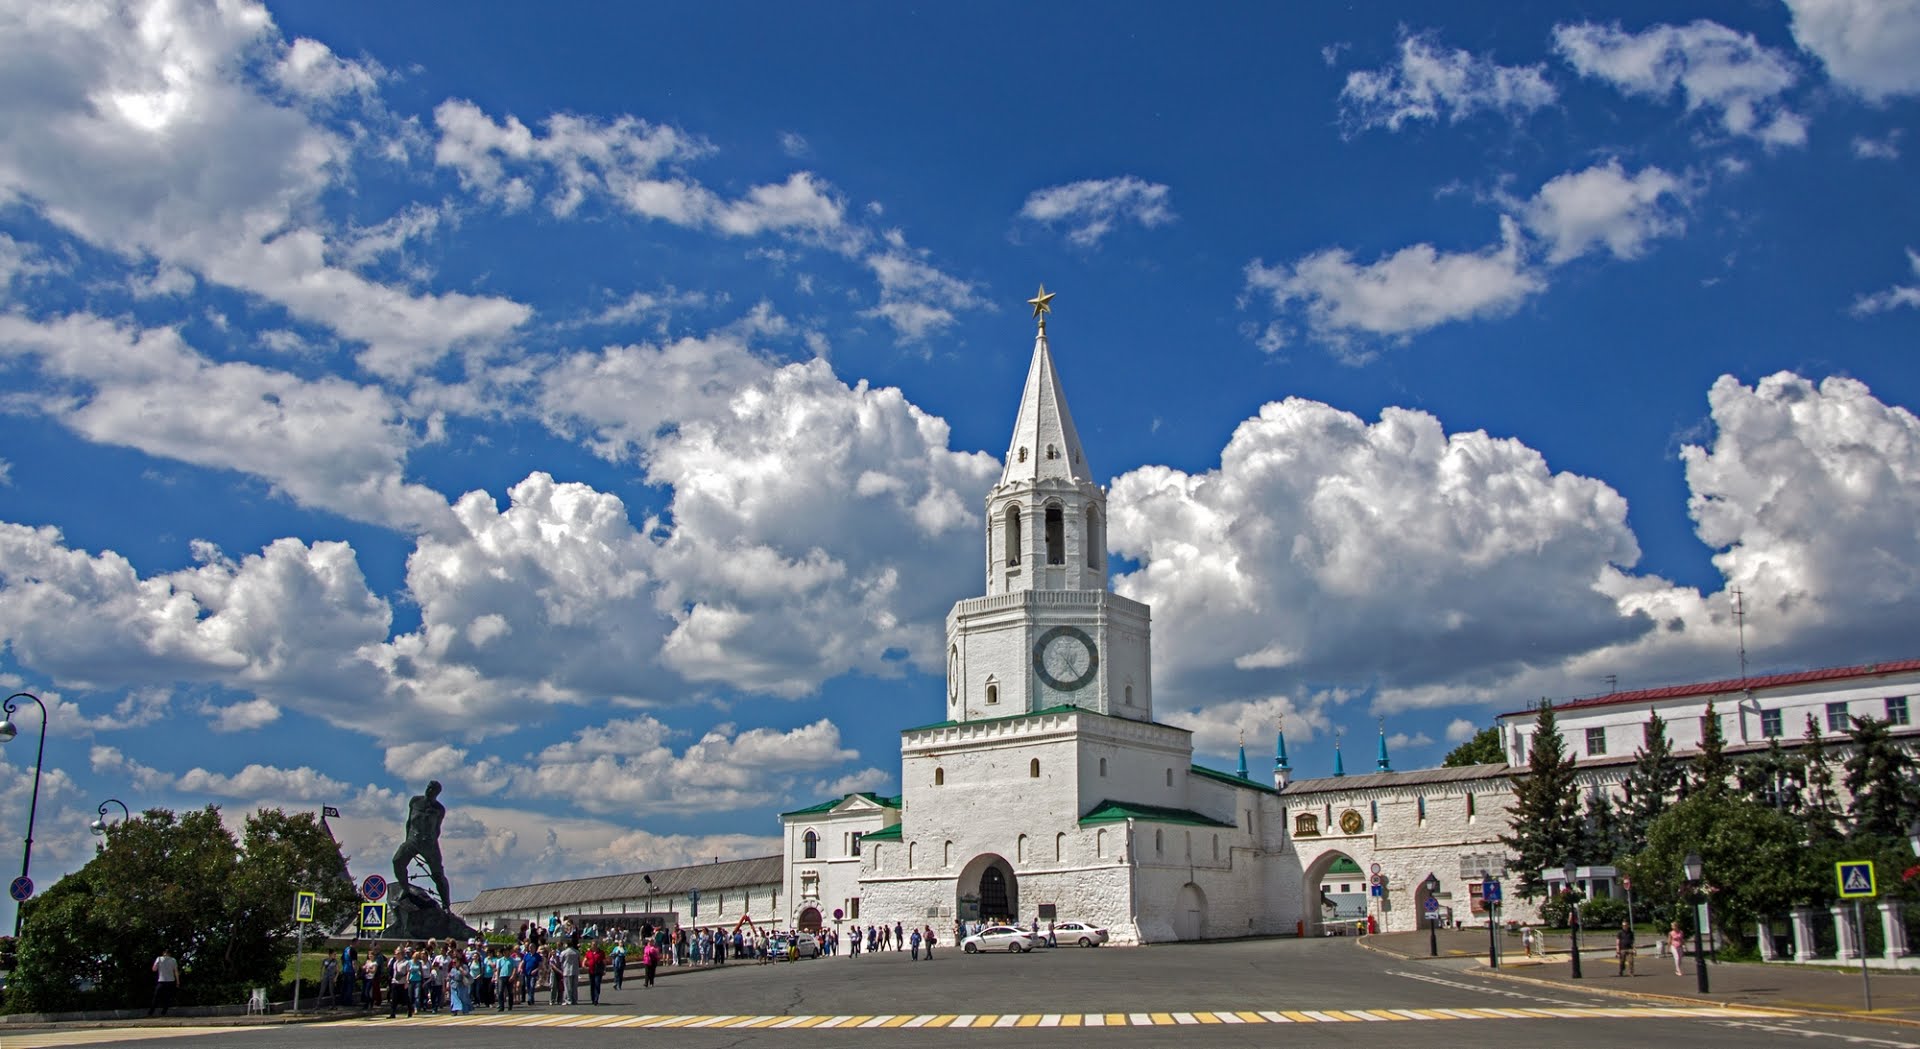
[1236,730,1249,780]
[1333,731,1345,777]
[1376,717,1392,773]
[1274,716,1294,789]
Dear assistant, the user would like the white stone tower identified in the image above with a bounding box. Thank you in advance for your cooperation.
[943,288,1152,723]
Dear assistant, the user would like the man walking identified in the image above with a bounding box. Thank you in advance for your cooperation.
[1616,921,1636,976]
[559,941,582,1005]
[148,948,180,1016]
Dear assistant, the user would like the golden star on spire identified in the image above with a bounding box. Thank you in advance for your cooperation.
[1027,285,1055,328]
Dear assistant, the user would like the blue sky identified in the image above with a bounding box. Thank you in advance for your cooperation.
[2,0,1918,919]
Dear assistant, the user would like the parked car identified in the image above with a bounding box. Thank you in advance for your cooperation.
[1052,921,1109,946]
[770,932,821,959]
[961,925,1041,953]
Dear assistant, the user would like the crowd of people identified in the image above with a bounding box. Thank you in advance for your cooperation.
[312,912,900,1017]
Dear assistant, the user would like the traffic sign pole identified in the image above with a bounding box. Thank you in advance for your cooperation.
[1855,900,1873,1012]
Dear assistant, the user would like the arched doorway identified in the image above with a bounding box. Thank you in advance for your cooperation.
[797,906,822,932]
[956,853,1018,925]
[1173,883,1208,940]
[1302,850,1367,936]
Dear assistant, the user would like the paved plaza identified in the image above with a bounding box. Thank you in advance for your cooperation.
[5,936,1917,1049]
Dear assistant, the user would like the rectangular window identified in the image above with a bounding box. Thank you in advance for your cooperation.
[1585,726,1606,755]
[1761,709,1783,738]
[1826,702,1850,732]
[1417,796,1426,822]
[1466,793,1476,820]
[1888,695,1911,726]
[850,897,861,919]
[851,831,862,856]
[1468,882,1487,914]
[1643,719,1664,747]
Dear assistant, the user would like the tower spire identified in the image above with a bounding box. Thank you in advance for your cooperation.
[1236,729,1249,780]
[998,286,1091,489]
[1376,716,1392,772]
[1333,730,1345,777]
[1274,715,1293,790]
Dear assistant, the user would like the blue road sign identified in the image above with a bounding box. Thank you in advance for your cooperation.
[1836,861,1877,899]
[1483,879,1503,904]
[1424,897,1439,913]
[361,902,387,931]
[8,875,33,902]
[1369,883,1383,897]
[360,874,388,901]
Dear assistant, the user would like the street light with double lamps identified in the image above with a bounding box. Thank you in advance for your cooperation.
[1563,862,1582,978]
[1683,851,1710,993]
[90,799,131,852]
[1,691,50,938]
[1423,873,1441,957]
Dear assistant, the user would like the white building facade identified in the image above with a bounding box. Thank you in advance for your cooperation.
[846,309,1292,943]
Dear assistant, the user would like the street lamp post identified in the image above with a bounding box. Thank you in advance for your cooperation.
[1563,862,1582,979]
[1424,873,1441,957]
[1683,851,1710,993]
[90,798,131,853]
[1,691,49,938]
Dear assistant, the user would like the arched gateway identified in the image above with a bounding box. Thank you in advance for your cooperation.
[956,854,1018,924]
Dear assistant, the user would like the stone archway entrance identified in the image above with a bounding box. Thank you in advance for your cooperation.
[1302,850,1367,936]
[956,853,1018,925]
[797,906,822,932]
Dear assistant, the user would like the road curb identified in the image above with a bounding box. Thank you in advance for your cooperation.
[1355,935,1920,1031]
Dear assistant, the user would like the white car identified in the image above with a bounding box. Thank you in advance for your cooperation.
[961,925,1041,953]
[1052,921,1108,946]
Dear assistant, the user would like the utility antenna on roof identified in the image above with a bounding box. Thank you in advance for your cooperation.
[1604,674,1617,693]
[1731,587,1749,679]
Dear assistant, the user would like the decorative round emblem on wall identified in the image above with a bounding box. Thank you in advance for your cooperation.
[1339,809,1364,835]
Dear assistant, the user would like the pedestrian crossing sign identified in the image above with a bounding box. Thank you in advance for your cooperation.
[294,890,316,923]
[361,902,387,932]
[1836,861,1876,899]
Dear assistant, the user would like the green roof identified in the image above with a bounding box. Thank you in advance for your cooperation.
[862,824,903,842]
[1077,800,1235,828]
[902,704,1081,733]
[1326,856,1364,875]
[779,791,902,819]
[1189,763,1281,796]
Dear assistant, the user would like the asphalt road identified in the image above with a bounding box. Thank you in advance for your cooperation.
[9,938,1919,1049]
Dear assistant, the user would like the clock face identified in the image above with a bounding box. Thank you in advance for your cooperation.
[1032,625,1099,692]
[947,646,959,702]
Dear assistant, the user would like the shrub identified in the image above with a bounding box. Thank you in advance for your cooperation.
[1578,896,1628,929]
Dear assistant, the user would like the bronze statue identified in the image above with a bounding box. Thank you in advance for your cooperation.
[391,780,452,909]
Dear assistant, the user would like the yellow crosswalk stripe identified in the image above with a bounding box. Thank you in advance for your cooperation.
[255,1001,1802,1043]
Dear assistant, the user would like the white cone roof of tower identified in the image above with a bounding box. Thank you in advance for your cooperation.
[1000,326,1093,488]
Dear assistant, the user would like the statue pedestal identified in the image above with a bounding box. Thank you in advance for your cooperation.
[383,883,479,943]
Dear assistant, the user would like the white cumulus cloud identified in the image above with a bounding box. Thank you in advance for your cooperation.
[1340,29,1557,133]
[1784,0,1920,102]
[1553,20,1807,147]
[1521,160,1689,264]
[1019,176,1175,247]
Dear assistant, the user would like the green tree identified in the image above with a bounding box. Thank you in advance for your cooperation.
[1799,715,1844,845]
[1690,699,1732,800]
[1442,726,1504,767]
[1499,701,1583,899]
[1841,716,1920,840]
[7,806,355,1014]
[1622,792,1806,948]
[1580,789,1629,865]
[1736,737,1806,816]
[1619,710,1683,845]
